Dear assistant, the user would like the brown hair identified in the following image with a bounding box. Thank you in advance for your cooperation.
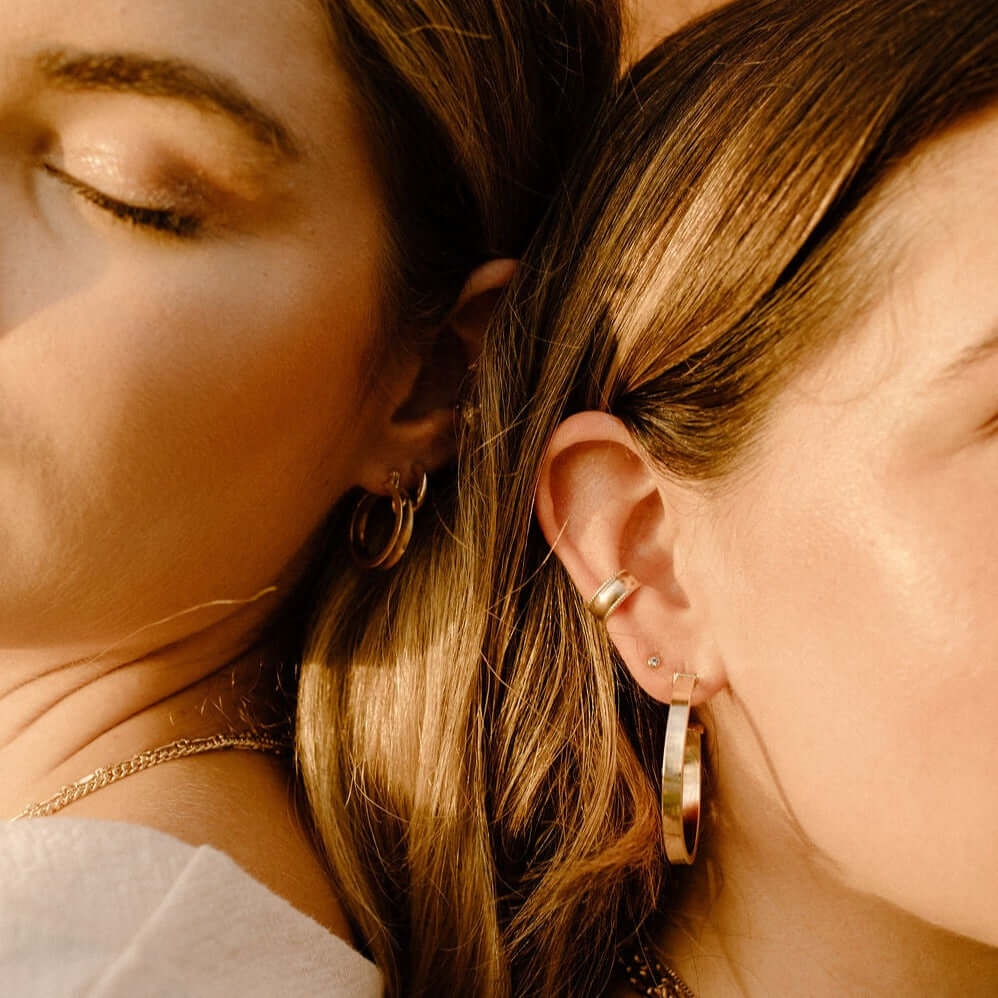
[295,4,622,998]
[301,0,998,995]
[324,1,622,328]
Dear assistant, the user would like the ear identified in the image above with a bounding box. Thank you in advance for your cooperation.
[356,259,516,495]
[535,411,726,705]
[448,257,518,354]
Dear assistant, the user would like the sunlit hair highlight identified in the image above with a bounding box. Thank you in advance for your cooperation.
[295,4,621,997]
[443,0,998,992]
[301,1,998,995]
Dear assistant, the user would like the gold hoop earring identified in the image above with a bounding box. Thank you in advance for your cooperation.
[587,570,640,621]
[349,466,428,570]
[662,672,703,865]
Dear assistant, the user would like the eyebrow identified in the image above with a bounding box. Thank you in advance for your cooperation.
[935,327,998,385]
[36,48,300,160]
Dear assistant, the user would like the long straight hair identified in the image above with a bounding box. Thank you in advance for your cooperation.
[469,0,998,989]
[295,4,622,997]
[306,0,998,995]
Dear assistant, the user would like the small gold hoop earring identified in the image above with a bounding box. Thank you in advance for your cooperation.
[587,570,640,622]
[409,463,429,512]
[662,672,703,865]
[349,466,428,570]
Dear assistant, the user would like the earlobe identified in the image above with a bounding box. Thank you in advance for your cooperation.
[536,412,725,706]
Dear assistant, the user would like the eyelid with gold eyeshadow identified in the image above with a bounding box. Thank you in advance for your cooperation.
[42,162,204,239]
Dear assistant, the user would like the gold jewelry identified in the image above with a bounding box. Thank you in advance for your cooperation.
[662,672,703,865]
[349,465,429,570]
[618,946,696,998]
[586,569,640,621]
[12,731,289,821]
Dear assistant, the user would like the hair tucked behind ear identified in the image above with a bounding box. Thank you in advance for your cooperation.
[302,1,998,996]
[294,4,622,998]
[464,0,997,991]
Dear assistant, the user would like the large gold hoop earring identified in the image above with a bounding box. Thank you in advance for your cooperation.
[662,672,703,865]
[350,466,428,570]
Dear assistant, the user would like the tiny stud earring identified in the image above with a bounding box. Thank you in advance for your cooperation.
[647,655,662,670]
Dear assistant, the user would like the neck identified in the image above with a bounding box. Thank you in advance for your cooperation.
[0,593,288,820]
[653,700,998,997]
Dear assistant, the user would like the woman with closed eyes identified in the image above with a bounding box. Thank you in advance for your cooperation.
[0,1,623,995]
[367,0,998,994]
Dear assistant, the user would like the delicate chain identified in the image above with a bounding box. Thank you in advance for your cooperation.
[12,732,290,821]
[618,946,696,998]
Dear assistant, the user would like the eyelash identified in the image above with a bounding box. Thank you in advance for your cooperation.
[42,163,203,239]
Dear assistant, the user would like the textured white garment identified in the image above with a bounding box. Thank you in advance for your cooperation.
[0,818,383,997]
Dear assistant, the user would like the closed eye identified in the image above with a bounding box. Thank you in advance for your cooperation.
[42,163,203,239]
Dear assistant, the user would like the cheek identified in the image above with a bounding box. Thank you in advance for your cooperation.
[0,232,383,646]
[707,434,998,942]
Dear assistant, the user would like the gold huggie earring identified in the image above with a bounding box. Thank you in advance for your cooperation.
[349,465,428,570]
[662,672,703,865]
[587,570,641,621]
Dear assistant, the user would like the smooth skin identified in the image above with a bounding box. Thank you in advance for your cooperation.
[0,0,508,941]
[538,111,998,995]
[627,0,726,59]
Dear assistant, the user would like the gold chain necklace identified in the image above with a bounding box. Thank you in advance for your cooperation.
[618,946,696,998]
[11,732,290,821]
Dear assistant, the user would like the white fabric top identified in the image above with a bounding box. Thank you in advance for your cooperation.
[0,817,383,997]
